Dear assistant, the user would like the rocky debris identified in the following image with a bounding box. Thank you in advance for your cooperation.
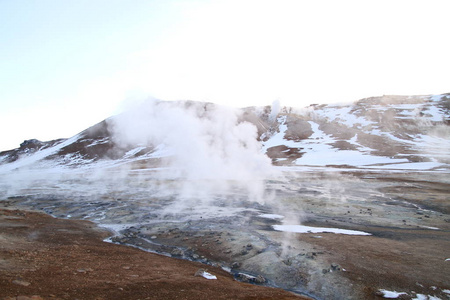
[330,263,342,271]
[11,279,31,287]
[19,139,44,150]
[240,249,249,255]
[235,273,266,284]
[171,248,184,257]
[323,263,343,274]
[255,275,266,284]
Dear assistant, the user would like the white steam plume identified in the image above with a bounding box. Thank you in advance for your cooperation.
[108,99,277,203]
[269,99,281,123]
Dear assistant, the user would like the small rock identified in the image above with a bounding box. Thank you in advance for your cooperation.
[282,259,292,266]
[12,279,31,286]
[322,269,329,274]
[331,263,341,271]
[240,249,248,255]
[171,248,184,257]
[150,235,157,239]
[236,273,251,283]
[255,275,266,284]
[231,262,241,269]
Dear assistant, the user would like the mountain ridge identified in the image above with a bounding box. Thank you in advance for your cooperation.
[1,93,449,172]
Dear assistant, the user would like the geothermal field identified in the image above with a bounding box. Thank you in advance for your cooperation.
[1,94,449,299]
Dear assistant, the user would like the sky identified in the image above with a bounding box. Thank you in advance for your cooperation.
[0,0,449,151]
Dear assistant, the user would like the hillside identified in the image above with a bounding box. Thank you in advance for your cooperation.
[1,94,449,173]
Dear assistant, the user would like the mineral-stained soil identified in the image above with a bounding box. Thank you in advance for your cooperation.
[0,208,307,300]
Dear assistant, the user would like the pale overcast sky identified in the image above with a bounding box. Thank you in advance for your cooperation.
[0,0,449,151]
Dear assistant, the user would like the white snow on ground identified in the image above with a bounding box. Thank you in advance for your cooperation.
[261,101,449,170]
[258,214,285,220]
[419,226,440,230]
[85,137,109,147]
[199,270,217,280]
[412,295,442,300]
[312,105,374,128]
[366,162,444,170]
[423,105,446,122]
[378,290,408,298]
[123,146,147,158]
[0,134,81,173]
[261,116,302,152]
[293,121,407,167]
[273,225,371,236]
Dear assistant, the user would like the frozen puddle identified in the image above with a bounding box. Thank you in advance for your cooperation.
[258,214,285,220]
[273,225,372,236]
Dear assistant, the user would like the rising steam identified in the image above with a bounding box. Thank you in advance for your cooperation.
[108,99,277,203]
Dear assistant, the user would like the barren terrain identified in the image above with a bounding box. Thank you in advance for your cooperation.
[0,208,306,300]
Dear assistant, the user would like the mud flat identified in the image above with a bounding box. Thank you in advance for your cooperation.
[1,168,449,299]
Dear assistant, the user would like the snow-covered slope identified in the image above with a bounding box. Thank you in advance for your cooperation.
[0,94,449,173]
[258,94,450,171]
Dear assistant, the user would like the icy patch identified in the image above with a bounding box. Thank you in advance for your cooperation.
[196,270,217,280]
[124,146,147,158]
[262,116,303,152]
[273,225,371,236]
[419,226,440,230]
[0,134,81,173]
[294,121,407,167]
[413,294,442,300]
[366,162,444,170]
[86,137,109,147]
[258,214,285,220]
[378,289,408,298]
[313,105,374,128]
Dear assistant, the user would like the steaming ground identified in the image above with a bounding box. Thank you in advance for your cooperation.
[0,95,449,299]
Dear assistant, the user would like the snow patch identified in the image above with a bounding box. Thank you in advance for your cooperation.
[378,289,408,298]
[273,225,371,236]
[258,214,285,220]
[294,121,407,167]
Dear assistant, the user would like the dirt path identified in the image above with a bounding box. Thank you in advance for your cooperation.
[0,209,307,300]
